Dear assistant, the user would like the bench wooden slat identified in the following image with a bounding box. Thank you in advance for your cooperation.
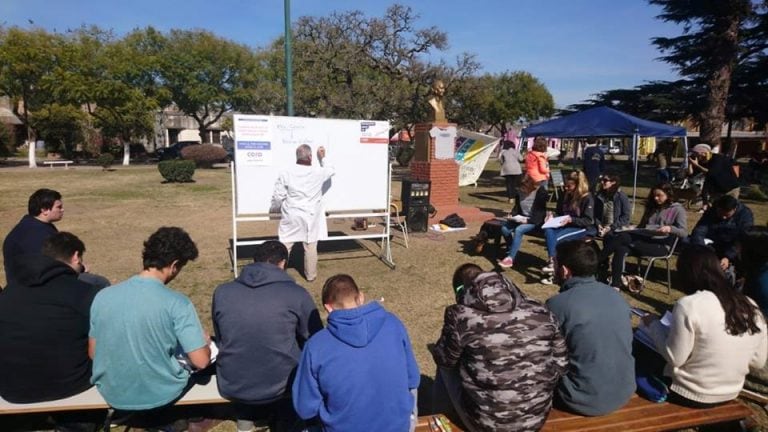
[0,375,227,415]
[542,394,752,432]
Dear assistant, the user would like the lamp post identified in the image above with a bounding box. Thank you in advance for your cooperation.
[284,0,294,116]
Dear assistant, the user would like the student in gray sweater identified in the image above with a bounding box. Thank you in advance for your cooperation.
[546,240,636,416]
[599,183,687,292]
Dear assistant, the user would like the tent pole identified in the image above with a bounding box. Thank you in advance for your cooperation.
[632,134,639,216]
[682,136,689,169]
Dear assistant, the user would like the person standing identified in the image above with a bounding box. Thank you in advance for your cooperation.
[213,241,323,432]
[3,188,63,284]
[272,145,335,282]
[582,137,605,191]
[89,227,211,419]
[546,240,635,416]
[292,274,419,432]
[525,137,550,188]
[498,141,524,204]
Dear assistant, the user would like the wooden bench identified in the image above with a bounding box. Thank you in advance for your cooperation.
[541,394,753,432]
[418,394,752,432]
[0,375,228,415]
[43,160,74,169]
[416,414,464,431]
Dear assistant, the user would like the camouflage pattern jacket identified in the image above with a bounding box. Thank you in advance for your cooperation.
[432,272,568,432]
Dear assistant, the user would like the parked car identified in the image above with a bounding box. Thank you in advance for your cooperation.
[156,141,200,161]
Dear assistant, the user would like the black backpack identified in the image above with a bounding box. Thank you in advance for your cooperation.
[440,213,466,228]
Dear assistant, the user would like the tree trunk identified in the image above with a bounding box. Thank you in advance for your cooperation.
[700,14,741,153]
[122,141,130,166]
[28,140,37,168]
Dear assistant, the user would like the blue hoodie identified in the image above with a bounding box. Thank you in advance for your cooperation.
[292,301,420,432]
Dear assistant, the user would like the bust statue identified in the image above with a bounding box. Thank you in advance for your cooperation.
[428,79,447,123]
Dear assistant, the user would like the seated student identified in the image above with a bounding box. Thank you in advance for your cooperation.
[431,264,568,432]
[594,173,631,237]
[640,245,766,407]
[546,240,635,416]
[0,232,100,403]
[89,227,211,426]
[599,183,687,292]
[541,171,596,285]
[740,227,768,316]
[213,241,323,432]
[0,232,103,431]
[498,175,549,268]
[690,195,753,272]
[292,274,419,432]
[739,227,768,396]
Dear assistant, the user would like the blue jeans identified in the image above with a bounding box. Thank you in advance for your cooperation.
[544,226,588,258]
[501,223,536,260]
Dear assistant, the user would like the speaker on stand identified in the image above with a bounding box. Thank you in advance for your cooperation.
[401,179,431,232]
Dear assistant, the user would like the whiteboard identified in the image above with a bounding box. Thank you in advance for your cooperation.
[233,115,390,215]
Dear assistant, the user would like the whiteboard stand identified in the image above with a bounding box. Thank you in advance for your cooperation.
[230,162,395,277]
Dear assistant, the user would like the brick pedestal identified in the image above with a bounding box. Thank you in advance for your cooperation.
[411,122,459,208]
[409,122,493,223]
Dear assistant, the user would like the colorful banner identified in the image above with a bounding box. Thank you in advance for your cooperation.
[455,130,500,187]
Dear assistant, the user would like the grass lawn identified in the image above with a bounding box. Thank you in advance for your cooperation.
[1,159,767,431]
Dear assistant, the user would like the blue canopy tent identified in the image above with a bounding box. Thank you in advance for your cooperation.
[521,106,687,213]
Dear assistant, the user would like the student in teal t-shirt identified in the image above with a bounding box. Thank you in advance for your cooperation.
[89,227,211,412]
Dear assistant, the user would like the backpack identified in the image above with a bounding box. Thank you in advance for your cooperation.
[440,213,466,228]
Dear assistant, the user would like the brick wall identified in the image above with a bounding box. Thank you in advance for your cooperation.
[410,122,459,207]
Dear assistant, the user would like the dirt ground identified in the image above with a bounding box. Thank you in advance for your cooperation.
[1,159,767,431]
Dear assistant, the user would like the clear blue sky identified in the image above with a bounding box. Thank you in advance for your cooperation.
[1,0,682,108]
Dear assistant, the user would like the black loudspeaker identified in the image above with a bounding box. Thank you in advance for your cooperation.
[401,179,431,232]
[406,205,430,233]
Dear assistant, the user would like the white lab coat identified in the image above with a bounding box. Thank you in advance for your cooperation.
[271,161,335,243]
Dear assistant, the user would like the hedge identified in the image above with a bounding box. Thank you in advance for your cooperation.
[158,160,196,183]
[181,144,227,168]
[97,153,114,170]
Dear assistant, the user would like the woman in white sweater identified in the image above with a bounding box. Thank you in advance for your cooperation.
[643,245,767,407]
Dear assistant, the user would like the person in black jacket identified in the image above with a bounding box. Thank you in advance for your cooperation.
[582,137,605,191]
[213,241,323,432]
[498,175,549,268]
[3,188,62,285]
[594,173,631,237]
[690,195,753,271]
[687,143,740,206]
[541,171,596,284]
[0,232,102,429]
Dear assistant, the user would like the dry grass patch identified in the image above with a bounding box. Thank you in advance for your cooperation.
[1,161,767,429]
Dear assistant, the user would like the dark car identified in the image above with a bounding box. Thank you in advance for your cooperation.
[156,141,200,161]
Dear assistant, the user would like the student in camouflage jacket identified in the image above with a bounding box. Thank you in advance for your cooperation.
[432,267,568,432]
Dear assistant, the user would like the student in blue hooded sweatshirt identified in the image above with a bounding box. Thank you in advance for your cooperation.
[292,274,420,432]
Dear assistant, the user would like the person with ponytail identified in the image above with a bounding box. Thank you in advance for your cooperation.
[640,245,766,407]
[540,171,596,284]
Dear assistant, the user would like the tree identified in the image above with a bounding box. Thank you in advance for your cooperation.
[52,26,166,165]
[31,103,86,156]
[0,27,63,167]
[159,30,259,141]
[450,72,554,136]
[286,4,478,131]
[649,0,765,150]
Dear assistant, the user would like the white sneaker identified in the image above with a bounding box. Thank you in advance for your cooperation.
[540,276,554,285]
[542,263,555,274]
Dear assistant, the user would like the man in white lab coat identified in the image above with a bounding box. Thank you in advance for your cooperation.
[271,144,334,282]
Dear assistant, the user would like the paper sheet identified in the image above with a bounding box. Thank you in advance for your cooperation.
[542,215,569,229]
